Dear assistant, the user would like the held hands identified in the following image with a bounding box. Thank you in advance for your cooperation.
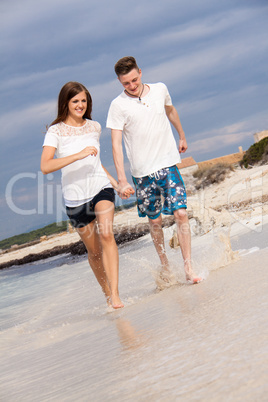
[77,146,98,160]
[75,149,135,199]
[179,138,188,153]
[117,182,135,200]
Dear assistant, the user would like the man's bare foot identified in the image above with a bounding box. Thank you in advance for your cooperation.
[111,294,124,309]
[155,265,177,290]
[159,265,172,283]
[184,259,203,284]
[187,277,203,284]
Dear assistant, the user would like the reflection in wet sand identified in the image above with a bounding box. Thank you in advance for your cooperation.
[115,317,148,350]
[0,224,267,401]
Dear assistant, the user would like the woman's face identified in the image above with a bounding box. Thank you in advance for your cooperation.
[67,91,87,120]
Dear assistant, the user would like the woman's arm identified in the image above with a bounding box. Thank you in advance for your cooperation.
[40,145,98,175]
[102,164,134,199]
[102,165,118,190]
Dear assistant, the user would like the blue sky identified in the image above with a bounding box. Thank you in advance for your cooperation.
[0,0,268,240]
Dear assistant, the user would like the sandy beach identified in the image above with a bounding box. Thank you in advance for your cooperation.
[1,164,267,267]
[1,164,268,401]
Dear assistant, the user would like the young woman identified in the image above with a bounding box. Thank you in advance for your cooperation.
[41,81,132,309]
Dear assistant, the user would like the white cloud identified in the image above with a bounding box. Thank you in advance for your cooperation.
[190,129,251,155]
[0,101,56,141]
[1,0,185,60]
[1,0,76,31]
[139,5,268,90]
[1,58,104,94]
[0,76,121,142]
[144,30,268,88]
[177,83,268,117]
[145,7,260,48]
[189,114,268,156]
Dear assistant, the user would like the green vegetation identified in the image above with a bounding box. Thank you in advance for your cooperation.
[240,137,268,168]
[193,163,234,190]
[115,201,136,212]
[0,221,69,251]
[0,202,137,251]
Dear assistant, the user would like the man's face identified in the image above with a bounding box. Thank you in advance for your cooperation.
[118,68,143,96]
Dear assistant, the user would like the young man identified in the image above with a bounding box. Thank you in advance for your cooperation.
[106,56,201,284]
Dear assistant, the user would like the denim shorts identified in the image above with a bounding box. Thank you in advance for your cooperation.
[66,187,115,228]
[132,165,187,220]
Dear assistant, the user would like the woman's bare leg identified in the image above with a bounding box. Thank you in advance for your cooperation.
[95,200,124,309]
[76,221,112,305]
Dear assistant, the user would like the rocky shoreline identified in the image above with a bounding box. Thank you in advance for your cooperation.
[0,216,176,270]
[1,164,268,271]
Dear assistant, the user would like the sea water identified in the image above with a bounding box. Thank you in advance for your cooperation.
[0,221,267,401]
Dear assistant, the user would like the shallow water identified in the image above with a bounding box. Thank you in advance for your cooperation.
[0,224,267,401]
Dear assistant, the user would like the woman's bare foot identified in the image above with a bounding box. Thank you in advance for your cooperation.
[111,293,124,309]
[106,296,113,308]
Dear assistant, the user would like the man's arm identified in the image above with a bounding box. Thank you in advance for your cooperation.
[111,129,135,199]
[165,105,188,153]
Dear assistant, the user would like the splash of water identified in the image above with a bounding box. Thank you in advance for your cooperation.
[150,227,239,290]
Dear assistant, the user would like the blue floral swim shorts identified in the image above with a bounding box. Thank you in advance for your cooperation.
[132,165,187,220]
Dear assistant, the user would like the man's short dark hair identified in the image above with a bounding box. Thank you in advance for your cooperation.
[114,56,139,76]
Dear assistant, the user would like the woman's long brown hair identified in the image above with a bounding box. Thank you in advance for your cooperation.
[50,82,92,126]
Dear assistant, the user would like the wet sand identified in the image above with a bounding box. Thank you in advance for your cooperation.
[0,164,268,401]
[0,219,268,401]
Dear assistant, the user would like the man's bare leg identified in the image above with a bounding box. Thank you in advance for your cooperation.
[148,215,169,273]
[174,208,202,283]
